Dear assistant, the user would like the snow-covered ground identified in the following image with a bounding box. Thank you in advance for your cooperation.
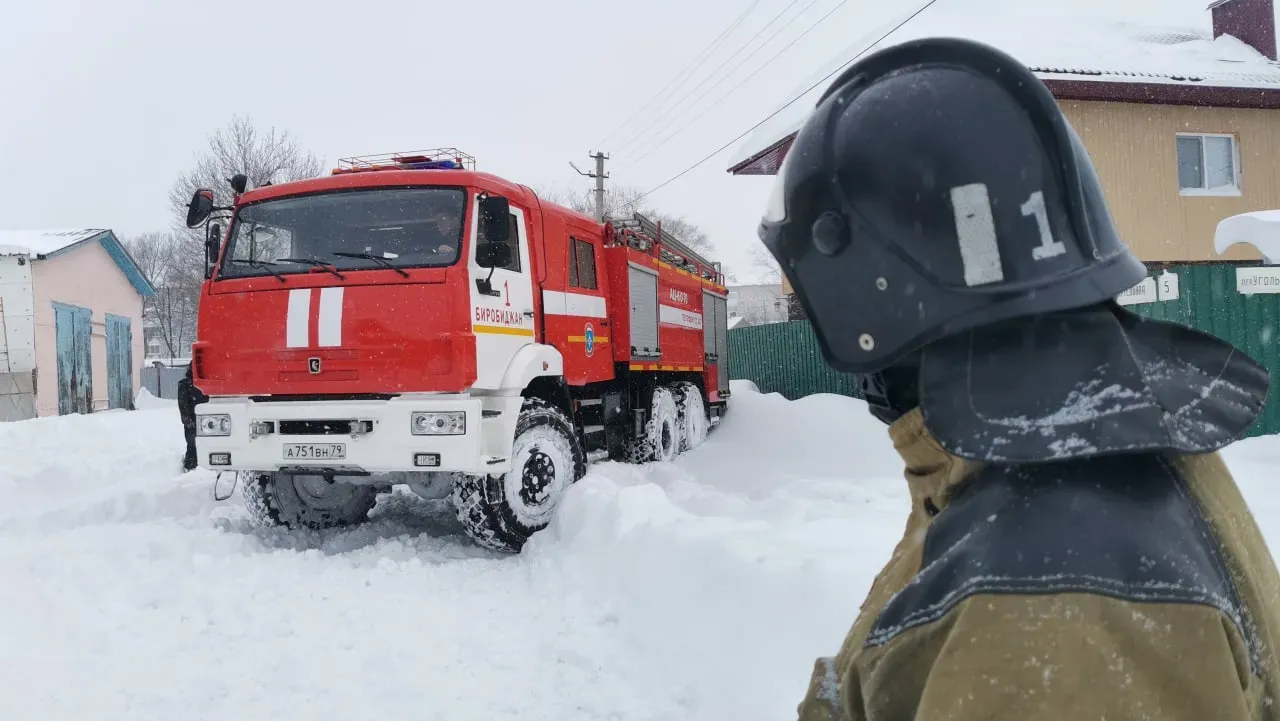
[2,382,1277,720]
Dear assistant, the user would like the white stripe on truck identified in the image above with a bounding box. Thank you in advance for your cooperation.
[541,289,607,318]
[317,287,344,347]
[659,304,703,330]
[286,288,311,348]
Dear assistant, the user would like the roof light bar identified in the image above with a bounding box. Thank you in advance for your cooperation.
[332,148,476,175]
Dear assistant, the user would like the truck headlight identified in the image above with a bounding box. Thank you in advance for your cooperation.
[411,411,465,435]
[197,414,232,436]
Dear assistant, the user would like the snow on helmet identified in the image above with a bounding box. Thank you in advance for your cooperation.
[758,36,1148,374]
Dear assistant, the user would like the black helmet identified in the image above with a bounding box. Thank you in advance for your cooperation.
[758,37,1147,374]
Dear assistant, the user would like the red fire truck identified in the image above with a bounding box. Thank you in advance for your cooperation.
[183,149,731,552]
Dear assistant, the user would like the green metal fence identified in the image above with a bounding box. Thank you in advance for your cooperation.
[728,320,863,401]
[728,262,1280,437]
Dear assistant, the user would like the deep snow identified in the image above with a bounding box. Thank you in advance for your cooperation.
[1,382,1277,720]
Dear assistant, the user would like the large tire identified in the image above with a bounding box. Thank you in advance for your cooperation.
[627,385,681,463]
[673,382,709,452]
[451,397,585,553]
[241,471,377,530]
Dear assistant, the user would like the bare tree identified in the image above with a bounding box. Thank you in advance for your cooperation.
[132,116,324,358]
[168,115,324,228]
[125,231,173,291]
[534,183,715,255]
[122,232,203,358]
[749,244,782,284]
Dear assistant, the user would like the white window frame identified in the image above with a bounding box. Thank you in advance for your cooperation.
[1176,132,1242,197]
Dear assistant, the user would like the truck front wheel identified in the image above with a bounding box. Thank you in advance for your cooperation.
[241,471,378,530]
[451,397,585,553]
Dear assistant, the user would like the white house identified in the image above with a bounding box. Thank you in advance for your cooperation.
[727,283,788,325]
[0,229,156,420]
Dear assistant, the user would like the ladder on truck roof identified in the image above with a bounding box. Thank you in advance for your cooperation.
[611,212,722,282]
[333,148,477,174]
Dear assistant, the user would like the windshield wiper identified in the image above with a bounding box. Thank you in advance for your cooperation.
[228,258,288,283]
[332,252,410,278]
[277,257,346,280]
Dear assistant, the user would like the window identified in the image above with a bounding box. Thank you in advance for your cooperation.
[477,210,521,272]
[568,237,597,290]
[502,213,521,272]
[1177,133,1240,195]
[230,221,294,265]
[219,187,466,279]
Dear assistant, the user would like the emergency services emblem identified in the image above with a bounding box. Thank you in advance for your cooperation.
[308,357,321,374]
[584,323,595,358]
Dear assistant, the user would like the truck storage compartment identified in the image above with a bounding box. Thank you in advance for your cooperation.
[628,264,660,359]
[712,293,729,391]
[702,290,729,392]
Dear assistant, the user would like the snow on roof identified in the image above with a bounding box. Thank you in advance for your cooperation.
[0,229,108,257]
[728,0,1280,170]
[1214,209,1280,262]
[0,228,156,297]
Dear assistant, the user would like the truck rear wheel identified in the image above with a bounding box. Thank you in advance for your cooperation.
[241,471,378,530]
[451,397,585,553]
[673,382,709,452]
[627,385,681,463]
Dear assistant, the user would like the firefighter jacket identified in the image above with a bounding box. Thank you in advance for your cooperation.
[177,364,206,432]
[796,407,1280,720]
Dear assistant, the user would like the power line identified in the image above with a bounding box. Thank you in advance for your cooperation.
[621,0,829,164]
[613,0,810,157]
[613,0,808,157]
[593,0,766,150]
[618,0,945,213]
[624,0,850,168]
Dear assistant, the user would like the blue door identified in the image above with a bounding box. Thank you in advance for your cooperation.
[53,302,93,415]
[105,314,133,410]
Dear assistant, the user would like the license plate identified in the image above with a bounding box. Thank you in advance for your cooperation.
[282,443,347,461]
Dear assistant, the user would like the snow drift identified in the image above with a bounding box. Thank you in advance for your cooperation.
[1,380,1277,720]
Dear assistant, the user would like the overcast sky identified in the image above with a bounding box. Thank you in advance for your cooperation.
[0,0,1236,283]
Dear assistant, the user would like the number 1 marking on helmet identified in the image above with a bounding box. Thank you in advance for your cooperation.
[950,183,1005,287]
[1021,191,1065,260]
[951,185,1066,287]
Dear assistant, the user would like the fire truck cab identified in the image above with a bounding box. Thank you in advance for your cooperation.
[184,149,730,552]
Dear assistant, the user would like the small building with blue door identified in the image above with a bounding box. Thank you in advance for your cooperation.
[0,229,155,420]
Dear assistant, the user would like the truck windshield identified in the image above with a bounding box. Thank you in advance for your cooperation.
[218,187,466,279]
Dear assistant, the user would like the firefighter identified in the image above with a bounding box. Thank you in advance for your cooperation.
[177,363,207,472]
[758,37,1280,719]
[430,210,460,256]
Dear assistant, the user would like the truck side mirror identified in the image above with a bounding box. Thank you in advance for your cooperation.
[476,240,512,269]
[186,189,215,228]
[205,223,222,279]
[478,195,511,246]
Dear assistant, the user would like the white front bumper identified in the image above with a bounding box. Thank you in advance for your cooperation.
[194,394,521,475]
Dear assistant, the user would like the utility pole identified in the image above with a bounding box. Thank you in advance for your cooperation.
[570,151,610,221]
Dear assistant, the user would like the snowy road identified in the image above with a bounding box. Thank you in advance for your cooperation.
[3,383,1278,720]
